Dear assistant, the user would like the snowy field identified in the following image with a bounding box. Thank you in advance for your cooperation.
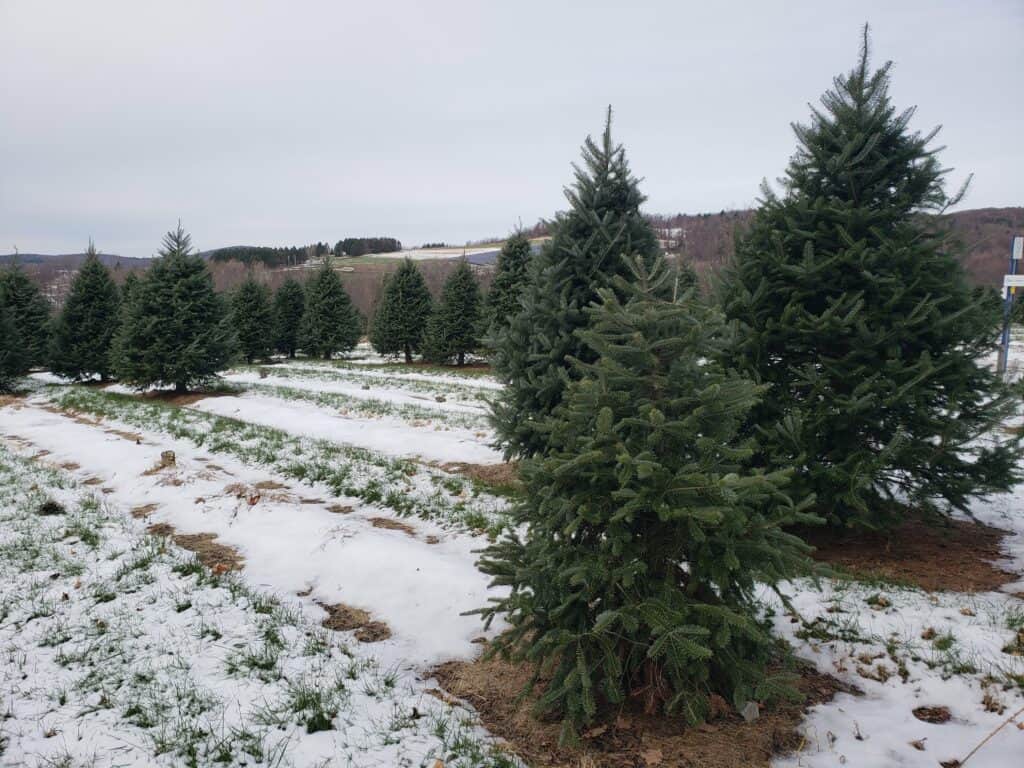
[1,340,1023,766]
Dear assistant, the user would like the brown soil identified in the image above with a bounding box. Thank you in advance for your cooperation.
[147,523,244,572]
[440,461,520,489]
[318,601,392,642]
[326,503,353,514]
[0,394,25,408]
[912,706,952,724]
[434,652,850,768]
[59,462,80,471]
[130,504,159,519]
[142,390,236,408]
[370,517,416,536]
[82,477,103,486]
[300,497,325,505]
[254,480,288,491]
[802,516,1016,592]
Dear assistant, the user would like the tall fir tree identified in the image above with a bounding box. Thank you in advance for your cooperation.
[718,28,1021,529]
[0,299,27,392]
[423,259,482,365]
[50,242,121,381]
[300,264,361,359]
[273,278,306,358]
[370,258,432,362]
[491,110,664,459]
[113,223,233,393]
[482,232,533,343]
[231,276,274,364]
[0,264,52,368]
[477,254,814,741]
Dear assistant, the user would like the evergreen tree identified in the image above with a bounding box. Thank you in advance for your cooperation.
[423,260,482,365]
[300,264,360,359]
[50,242,121,381]
[0,300,27,392]
[477,255,814,741]
[0,264,52,368]
[231,276,274,364]
[719,28,1021,529]
[113,223,233,393]
[492,110,664,459]
[483,232,533,342]
[119,271,141,304]
[273,278,306,358]
[369,258,432,362]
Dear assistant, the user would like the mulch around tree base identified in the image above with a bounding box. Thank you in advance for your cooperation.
[433,652,849,768]
[801,516,1016,592]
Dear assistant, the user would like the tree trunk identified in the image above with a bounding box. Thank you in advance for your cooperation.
[289,348,296,359]
[174,381,188,394]
[404,344,412,364]
[457,351,465,366]
[323,350,331,361]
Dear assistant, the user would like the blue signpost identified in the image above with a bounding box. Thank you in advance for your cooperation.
[998,236,1024,376]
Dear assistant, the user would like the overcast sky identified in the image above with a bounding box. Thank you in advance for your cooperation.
[2,1,1022,258]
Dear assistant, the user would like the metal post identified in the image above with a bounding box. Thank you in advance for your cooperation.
[998,237,1023,376]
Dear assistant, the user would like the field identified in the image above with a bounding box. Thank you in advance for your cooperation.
[1,340,1023,767]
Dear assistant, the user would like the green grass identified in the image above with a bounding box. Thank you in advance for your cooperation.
[48,385,511,536]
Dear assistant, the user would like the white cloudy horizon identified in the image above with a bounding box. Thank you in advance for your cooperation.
[2,0,1022,258]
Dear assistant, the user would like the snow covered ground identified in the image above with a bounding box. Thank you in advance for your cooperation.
[3,344,1024,767]
[0,432,513,767]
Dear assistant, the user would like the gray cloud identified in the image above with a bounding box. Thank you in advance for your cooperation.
[2,0,1021,257]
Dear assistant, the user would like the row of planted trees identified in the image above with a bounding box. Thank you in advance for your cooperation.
[475,30,1023,744]
[0,222,522,391]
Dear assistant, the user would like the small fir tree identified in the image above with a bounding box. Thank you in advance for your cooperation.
[0,300,27,392]
[113,223,233,393]
[300,264,360,359]
[719,28,1021,529]
[273,278,306,358]
[483,232,532,343]
[0,264,52,368]
[50,242,121,381]
[477,254,814,742]
[370,258,432,362]
[491,110,664,459]
[423,260,482,365]
[231,276,274,364]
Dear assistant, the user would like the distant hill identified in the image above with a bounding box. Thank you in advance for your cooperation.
[0,252,155,270]
[649,206,1024,288]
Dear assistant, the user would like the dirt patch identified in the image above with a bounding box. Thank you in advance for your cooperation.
[59,461,81,471]
[223,481,292,505]
[326,503,353,514]
[0,394,25,408]
[254,480,288,491]
[105,427,145,442]
[36,500,66,516]
[130,504,159,519]
[300,497,325,505]
[912,706,952,724]
[441,461,520,490]
[147,523,244,572]
[434,650,849,768]
[141,451,177,476]
[142,389,236,408]
[318,602,392,642]
[802,516,1016,592]
[369,517,416,536]
[82,477,103,486]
